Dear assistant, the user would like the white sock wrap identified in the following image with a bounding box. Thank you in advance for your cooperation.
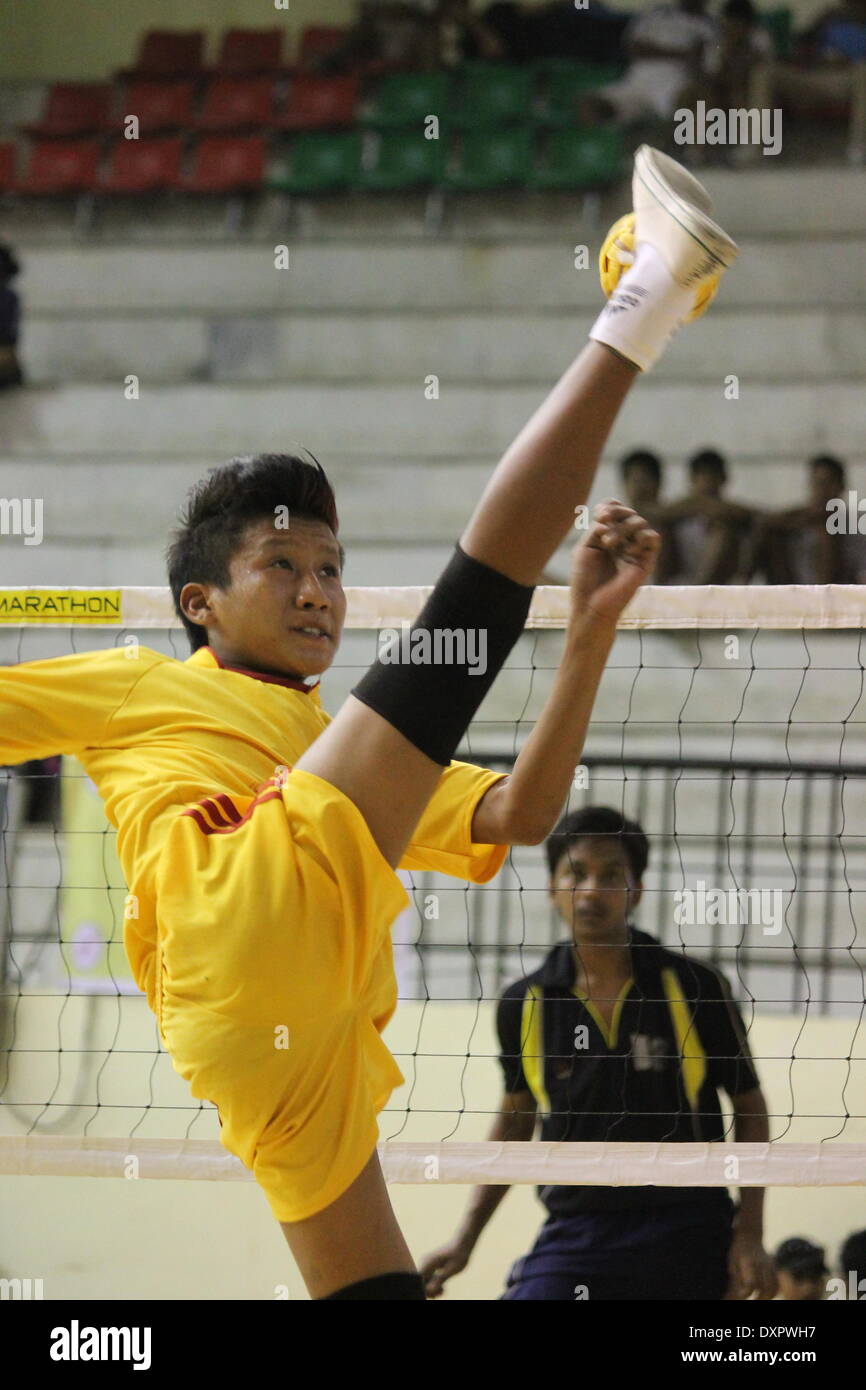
[588,242,695,372]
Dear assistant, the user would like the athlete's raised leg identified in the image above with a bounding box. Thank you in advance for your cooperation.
[296,147,738,866]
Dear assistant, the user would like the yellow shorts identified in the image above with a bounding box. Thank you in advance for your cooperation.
[153,768,409,1224]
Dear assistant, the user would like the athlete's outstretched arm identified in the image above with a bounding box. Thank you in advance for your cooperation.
[295,347,642,867]
[471,502,659,848]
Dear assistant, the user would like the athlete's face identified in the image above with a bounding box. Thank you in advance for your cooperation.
[181,515,346,681]
[549,837,641,944]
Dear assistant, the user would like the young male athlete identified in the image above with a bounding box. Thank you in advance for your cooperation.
[422,807,776,1301]
[1,148,737,1299]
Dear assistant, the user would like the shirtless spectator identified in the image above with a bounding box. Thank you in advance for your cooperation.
[751,1,866,160]
[619,450,677,582]
[661,449,756,584]
[757,454,866,584]
[707,0,774,110]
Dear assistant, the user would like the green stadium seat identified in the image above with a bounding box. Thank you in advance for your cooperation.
[761,7,793,60]
[354,129,446,190]
[362,72,453,128]
[268,131,362,194]
[529,127,625,191]
[452,63,534,127]
[533,60,625,126]
[444,127,534,191]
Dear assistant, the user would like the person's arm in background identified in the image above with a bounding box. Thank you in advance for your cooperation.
[420,1088,537,1297]
[735,509,767,582]
[727,1087,778,1300]
[702,966,777,1299]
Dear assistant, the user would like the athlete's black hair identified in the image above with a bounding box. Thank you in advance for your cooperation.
[166,453,341,652]
[619,450,662,488]
[545,806,650,884]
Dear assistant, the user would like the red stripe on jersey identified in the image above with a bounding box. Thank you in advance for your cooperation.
[182,807,214,835]
[181,787,284,836]
[213,793,242,823]
[198,796,237,829]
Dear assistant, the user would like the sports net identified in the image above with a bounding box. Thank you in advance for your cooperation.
[1,583,865,1189]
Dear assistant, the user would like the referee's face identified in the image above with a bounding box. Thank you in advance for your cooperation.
[549,837,641,943]
[193,515,346,680]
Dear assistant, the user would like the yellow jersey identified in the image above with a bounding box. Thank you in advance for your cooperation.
[0,644,507,1011]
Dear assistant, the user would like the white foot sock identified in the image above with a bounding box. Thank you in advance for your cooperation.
[589,241,695,372]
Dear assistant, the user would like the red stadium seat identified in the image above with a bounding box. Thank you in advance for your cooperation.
[194,77,275,132]
[276,76,358,132]
[15,139,100,194]
[177,135,266,193]
[297,26,349,70]
[120,30,206,80]
[214,29,283,76]
[0,142,17,193]
[23,83,113,139]
[98,137,182,194]
[112,81,194,134]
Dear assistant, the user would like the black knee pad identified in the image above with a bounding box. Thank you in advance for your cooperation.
[352,544,535,766]
[319,1271,427,1300]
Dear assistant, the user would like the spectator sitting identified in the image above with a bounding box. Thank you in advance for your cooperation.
[660,449,756,584]
[756,454,866,584]
[580,1,718,127]
[707,0,774,110]
[0,244,23,390]
[420,806,776,1301]
[774,1237,829,1300]
[836,1228,866,1299]
[435,2,629,67]
[432,0,526,66]
[312,2,439,76]
[619,449,677,582]
[751,1,866,158]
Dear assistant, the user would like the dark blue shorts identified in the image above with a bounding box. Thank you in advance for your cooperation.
[501,1201,734,1301]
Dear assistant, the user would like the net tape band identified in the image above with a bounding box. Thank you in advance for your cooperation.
[1,1138,864,1186]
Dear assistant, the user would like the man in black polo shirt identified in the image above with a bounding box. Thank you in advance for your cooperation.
[421,806,778,1300]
